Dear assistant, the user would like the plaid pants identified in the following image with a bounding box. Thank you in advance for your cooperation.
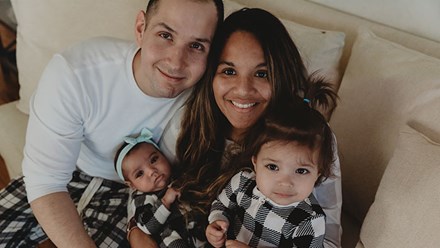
[0,170,130,248]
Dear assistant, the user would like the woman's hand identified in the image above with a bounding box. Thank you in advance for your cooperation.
[128,228,158,248]
[225,240,250,248]
[206,220,229,247]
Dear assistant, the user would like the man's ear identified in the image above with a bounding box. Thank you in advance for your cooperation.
[135,10,146,46]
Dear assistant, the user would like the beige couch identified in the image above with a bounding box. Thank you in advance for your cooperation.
[1,0,440,247]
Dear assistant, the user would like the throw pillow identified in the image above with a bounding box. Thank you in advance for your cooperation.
[11,0,147,114]
[358,123,440,247]
[329,27,440,223]
[309,0,440,42]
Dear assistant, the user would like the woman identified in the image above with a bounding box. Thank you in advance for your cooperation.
[131,8,342,248]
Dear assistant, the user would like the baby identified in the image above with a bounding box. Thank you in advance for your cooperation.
[115,127,188,247]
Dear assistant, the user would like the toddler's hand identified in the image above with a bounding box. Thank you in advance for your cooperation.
[161,187,180,209]
[206,220,229,248]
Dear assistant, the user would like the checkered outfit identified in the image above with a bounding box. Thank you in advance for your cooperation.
[131,189,191,247]
[0,171,130,248]
[209,171,326,248]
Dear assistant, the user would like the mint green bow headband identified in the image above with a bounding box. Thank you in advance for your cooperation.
[116,128,159,181]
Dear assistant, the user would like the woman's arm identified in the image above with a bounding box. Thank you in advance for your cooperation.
[128,228,159,248]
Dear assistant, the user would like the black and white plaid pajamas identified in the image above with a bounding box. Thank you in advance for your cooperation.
[131,190,195,247]
[209,171,326,248]
[0,170,130,248]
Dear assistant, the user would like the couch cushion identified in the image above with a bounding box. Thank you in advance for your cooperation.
[309,0,440,43]
[358,117,440,247]
[329,28,440,224]
[0,101,28,178]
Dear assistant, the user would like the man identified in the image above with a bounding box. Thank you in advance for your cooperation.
[0,0,223,247]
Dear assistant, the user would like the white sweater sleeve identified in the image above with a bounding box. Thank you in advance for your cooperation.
[23,55,86,203]
[313,133,343,248]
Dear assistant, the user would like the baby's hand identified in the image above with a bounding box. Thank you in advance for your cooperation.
[225,240,250,248]
[206,220,229,248]
[161,187,180,209]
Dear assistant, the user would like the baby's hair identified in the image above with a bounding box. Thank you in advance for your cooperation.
[114,128,161,181]
[245,77,337,185]
[113,142,141,177]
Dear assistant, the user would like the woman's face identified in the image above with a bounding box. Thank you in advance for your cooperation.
[213,31,272,141]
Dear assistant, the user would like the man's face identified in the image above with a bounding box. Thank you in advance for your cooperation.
[133,0,218,98]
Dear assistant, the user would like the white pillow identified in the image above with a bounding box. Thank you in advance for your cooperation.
[329,28,440,224]
[309,0,440,43]
[11,0,147,114]
[224,0,345,88]
[358,124,440,248]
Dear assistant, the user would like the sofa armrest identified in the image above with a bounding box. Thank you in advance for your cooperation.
[0,100,27,179]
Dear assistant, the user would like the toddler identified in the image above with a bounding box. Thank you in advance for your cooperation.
[206,96,336,248]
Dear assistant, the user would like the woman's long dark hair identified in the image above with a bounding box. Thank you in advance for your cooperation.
[173,8,337,227]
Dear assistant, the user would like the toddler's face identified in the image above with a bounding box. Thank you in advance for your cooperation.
[123,143,171,192]
[252,141,320,205]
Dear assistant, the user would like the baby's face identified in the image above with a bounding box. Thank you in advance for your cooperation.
[123,143,171,192]
[252,141,320,206]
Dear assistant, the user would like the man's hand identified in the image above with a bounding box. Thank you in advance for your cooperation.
[225,240,250,248]
[161,187,180,209]
[206,220,229,248]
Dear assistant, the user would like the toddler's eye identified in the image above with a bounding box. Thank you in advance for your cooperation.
[296,168,310,175]
[266,163,279,171]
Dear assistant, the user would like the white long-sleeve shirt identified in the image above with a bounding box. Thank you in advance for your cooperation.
[23,37,190,202]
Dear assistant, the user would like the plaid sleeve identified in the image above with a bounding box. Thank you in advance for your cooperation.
[160,227,189,248]
[292,213,326,248]
[208,171,251,224]
[133,191,171,235]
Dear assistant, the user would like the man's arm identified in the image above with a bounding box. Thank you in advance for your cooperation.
[23,55,87,245]
[31,192,95,248]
